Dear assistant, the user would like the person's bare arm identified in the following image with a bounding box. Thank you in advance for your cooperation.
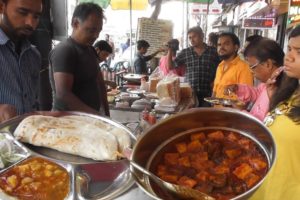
[53,72,99,115]
[224,84,238,95]
[97,72,110,117]
[166,48,175,70]
[0,104,17,123]
[150,47,165,57]
[144,48,165,62]
[266,67,284,98]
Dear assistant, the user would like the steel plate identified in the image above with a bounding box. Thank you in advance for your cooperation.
[0,111,136,200]
[204,97,245,107]
[126,88,146,95]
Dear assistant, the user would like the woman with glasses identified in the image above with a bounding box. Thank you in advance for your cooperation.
[250,26,300,200]
[224,39,284,121]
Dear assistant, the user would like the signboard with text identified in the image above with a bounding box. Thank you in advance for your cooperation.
[287,2,300,25]
[190,0,222,15]
[137,18,173,57]
[287,0,300,27]
[291,0,300,6]
[242,17,275,29]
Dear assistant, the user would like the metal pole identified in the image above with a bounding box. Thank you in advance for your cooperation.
[182,0,185,48]
[129,0,133,71]
[186,0,189,48]
[205,0,210,40]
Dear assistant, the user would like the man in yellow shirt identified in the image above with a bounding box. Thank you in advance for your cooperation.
[213,32,253,99]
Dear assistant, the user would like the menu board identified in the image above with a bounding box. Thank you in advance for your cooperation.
[137,17,173,57]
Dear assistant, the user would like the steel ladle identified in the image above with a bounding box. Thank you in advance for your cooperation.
[129,160,215,200]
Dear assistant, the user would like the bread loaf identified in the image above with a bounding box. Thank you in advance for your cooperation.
[149,77,161,93]
[180,83,193,99]
[156,77,181,105]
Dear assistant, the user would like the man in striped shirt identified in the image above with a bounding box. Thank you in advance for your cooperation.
[0,0,42,123]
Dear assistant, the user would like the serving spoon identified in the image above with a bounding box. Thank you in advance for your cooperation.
[129,160,215,200]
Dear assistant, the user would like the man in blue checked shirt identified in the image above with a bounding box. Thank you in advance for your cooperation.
[0,0,42,123]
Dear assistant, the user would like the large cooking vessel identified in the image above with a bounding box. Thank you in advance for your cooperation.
[131,108,276,200]
[0,111,137,200]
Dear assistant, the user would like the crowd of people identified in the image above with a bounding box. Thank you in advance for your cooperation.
[0,1,300,199]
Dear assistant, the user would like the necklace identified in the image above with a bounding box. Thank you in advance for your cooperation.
[264,103,290,127]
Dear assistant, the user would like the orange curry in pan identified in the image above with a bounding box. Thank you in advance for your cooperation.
[156,130,268,200]
[0,157,69,200]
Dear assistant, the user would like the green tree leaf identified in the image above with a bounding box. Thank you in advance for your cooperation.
[78,0,110,9]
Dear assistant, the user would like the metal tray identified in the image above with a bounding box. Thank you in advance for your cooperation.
[123,74,146,81]
[0,111,137,200]
[204,97,245,107]
[0,132,31,174]
[126,88,146,95]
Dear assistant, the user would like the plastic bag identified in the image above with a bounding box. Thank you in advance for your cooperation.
[148,67,163,93]
[156,74,181,106]
[140,77,149,91]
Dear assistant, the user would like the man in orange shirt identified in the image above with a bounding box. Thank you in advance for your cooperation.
[213,32,253,99]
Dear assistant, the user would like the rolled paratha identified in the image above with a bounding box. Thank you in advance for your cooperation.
[13,115,131,161]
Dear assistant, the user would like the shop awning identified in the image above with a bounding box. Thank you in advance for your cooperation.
[149,0,217,4]
[78,0,148,10]
[111,0,148,10]
[246,1,268,17]
[218,0,254,4]
[246,0,288,18]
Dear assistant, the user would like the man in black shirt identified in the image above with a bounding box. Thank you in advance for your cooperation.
[133,40,164,74]
[49,3,109,116]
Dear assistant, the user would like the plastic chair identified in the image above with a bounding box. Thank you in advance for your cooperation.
[113,61,131,86]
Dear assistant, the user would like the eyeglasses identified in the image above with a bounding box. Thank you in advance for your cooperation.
[249,62,261,69]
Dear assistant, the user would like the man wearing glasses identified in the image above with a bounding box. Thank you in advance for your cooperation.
[212,32,253,99]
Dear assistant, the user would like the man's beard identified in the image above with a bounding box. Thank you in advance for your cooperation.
[1,12,33,40]
[219,53,232,60]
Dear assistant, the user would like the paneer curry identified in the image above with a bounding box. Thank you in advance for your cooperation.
[156,130,268,200]
[0,157,69,200]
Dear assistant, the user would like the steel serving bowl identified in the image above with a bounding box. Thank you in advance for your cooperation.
[0,111,137,200]
[131,108,276,200]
